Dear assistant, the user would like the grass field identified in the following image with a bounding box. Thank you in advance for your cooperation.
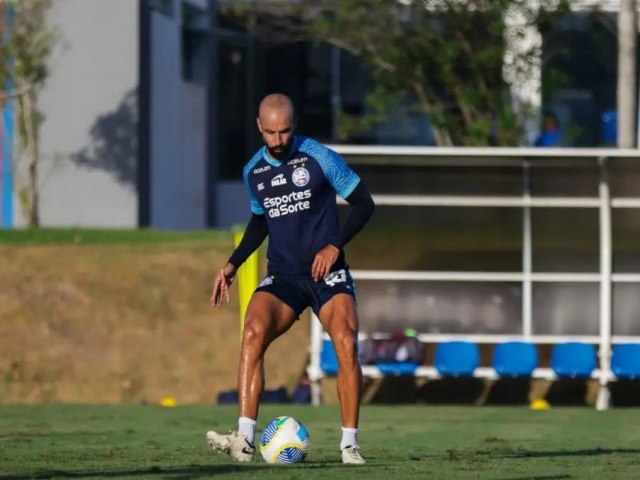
[1,405,639,479]
[0,228,230,245]
[3,229,640,478]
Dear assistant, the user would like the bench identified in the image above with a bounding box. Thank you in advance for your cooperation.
[306,327,640,406]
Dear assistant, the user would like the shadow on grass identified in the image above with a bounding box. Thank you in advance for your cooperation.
[544,379,589,406]
[417,377,485,404]
[506,447,640,459]
[367,376,418,403]
[481,447,640,459]
[474,448,640,480]
[610,380,640,406]
[485,378,531,405]
[0,460,363,480]
[494,475,572,480]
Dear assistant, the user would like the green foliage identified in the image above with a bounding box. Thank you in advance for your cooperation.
[0,0,59,103]
[0,0,61,226]
[223,0,570,146]
[3,0,59,134]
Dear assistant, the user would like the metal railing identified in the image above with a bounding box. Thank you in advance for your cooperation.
[307,146,640,409]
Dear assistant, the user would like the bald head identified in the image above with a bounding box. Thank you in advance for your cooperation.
[258,93,295,121]
[256,94,296,160]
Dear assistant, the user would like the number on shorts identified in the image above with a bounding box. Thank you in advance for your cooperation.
[324,269,347,287]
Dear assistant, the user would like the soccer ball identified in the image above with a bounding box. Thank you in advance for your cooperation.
[259,416,310,464]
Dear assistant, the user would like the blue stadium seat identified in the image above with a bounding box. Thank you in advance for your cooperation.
[375,361,419,376]
[550,342,596,378]
[492,341,538,377]
[320,339,339,375]
[434,341,480,377]
[611,343,640,379]
[321,339,419,376]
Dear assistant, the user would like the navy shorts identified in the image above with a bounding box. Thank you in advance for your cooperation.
[255,268,357,318]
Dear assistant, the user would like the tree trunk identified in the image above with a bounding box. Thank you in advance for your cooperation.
[21,88,40,227]
[617,0,637,148]
[412,81,453,146]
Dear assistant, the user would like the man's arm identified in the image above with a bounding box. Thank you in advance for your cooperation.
[228,213,268,269]
[311,182,375,280]
[329,181,375,249]
[211,214,268,307]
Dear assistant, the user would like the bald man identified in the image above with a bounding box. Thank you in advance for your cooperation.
[207,93,375,464]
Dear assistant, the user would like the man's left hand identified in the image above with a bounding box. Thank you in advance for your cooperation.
[311,244,340,281]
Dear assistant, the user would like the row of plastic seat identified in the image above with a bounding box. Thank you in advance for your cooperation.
[435,341,596,378]
[319,340,640,380]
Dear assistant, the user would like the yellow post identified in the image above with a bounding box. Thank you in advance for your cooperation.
[234,230,259,336]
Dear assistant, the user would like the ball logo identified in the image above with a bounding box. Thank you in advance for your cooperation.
[292,167,310,187]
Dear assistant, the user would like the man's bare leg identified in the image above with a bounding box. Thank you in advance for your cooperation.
[319,293,365,464]
[207,292,296,461]
[238,292,297,420]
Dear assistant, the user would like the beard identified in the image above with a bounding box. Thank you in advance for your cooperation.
[267,139,293,159]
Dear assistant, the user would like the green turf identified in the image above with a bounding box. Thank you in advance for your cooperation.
[0,228,232,245]
[1,405,639,479]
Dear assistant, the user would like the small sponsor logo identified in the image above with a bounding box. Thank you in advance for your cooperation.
[257,182,265,191]
[271,173,287,187]
[259,276,274,287]
[287,157,308,166]
[253,165,271,174]
[291,167,310,187]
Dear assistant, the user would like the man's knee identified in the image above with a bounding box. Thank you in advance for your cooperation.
[333,327,358,365]
[242,315,270,352]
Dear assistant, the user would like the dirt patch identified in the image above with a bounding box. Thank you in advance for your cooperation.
[0,241,309,404]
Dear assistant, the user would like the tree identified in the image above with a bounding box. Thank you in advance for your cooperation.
[223,0,569,146]
[0,0,61,227]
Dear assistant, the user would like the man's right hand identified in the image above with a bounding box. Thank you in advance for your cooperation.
[210,263,237,308]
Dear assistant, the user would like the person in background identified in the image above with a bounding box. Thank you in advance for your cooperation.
[535,112,564,147]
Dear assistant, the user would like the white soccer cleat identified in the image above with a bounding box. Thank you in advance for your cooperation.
[341,445,366,464]
[206,430,255,462]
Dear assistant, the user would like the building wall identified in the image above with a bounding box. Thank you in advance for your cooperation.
[31,0,139,228]
[148,1,209,230]
[216,181,251,228]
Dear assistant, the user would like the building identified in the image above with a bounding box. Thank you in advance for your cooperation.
[0,0,635,228]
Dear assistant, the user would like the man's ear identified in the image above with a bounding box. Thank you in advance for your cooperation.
[256,117,262,133]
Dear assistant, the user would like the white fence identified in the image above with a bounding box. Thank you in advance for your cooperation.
[307,146,640,410]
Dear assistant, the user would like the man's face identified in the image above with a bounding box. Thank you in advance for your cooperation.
[257,109,295,160]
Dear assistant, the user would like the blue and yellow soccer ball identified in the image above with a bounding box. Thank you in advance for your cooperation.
[259,416,310,464]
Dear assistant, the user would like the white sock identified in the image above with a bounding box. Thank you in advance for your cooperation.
[238,417,257,445]
[340,427,358,450]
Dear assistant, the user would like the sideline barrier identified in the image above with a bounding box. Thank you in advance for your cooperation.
[307,147,640,409]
